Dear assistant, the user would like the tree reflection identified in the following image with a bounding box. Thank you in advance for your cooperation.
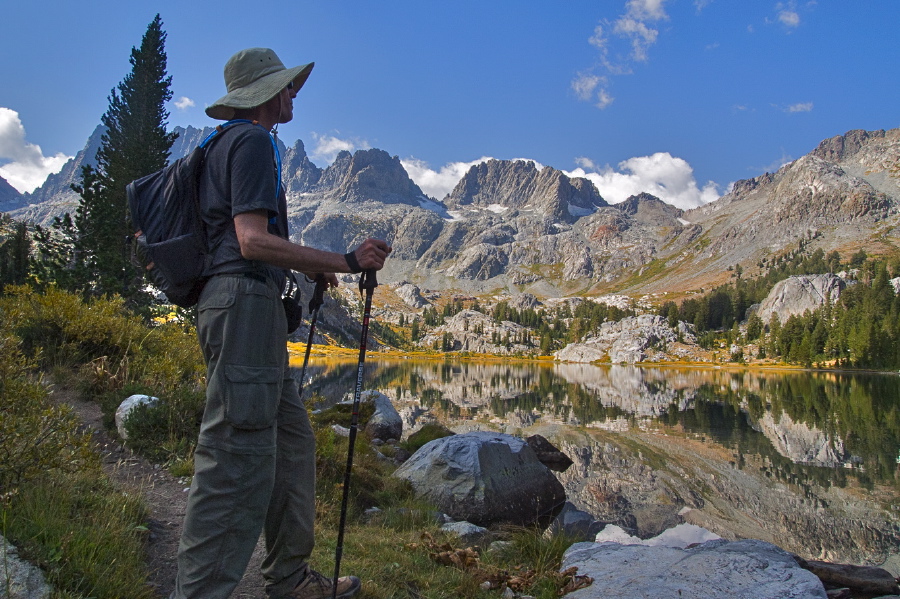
[301,359,899,488]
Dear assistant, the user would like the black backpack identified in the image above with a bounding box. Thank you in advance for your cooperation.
[127,120,252,307]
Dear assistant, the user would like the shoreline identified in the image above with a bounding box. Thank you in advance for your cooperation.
[287,343,900,376]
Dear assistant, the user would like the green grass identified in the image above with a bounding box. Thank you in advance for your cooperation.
[1,473,154,599]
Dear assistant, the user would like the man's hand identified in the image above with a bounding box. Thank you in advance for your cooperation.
[350,238,392,271]
[304,272,340,287]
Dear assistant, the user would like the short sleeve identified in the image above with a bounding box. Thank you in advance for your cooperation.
[227,129,279,218]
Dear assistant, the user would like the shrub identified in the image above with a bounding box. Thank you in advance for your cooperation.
[0,333,96,496]
[0,285,205,465]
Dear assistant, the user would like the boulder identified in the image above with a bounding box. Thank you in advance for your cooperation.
[361,390,402,442]
[561,538,827,598]
[395,282,429,308]
[115,394,158,440]
[393,431,566,526]
[441,521,490,546]
[755,274,846,324]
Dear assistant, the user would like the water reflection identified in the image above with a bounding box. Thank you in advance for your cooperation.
[299,359,900,489]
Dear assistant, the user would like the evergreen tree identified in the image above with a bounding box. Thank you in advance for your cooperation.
[73,14,176,300]
[0,216,31,287]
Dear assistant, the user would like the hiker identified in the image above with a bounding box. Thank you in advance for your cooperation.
[171,47,391,599]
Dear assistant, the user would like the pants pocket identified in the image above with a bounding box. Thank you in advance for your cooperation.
[223,364,282,429]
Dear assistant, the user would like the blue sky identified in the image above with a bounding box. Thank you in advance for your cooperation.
[1,1,898,209]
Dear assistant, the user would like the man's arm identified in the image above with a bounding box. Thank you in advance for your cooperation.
[234,210,391,277]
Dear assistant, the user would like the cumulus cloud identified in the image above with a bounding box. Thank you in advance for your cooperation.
[0,107,71,194]
[174,96,195,110]
[309,133,371,165]
[776,2,801,28]
[574,0,670,109]
[566,152,721,209]
[401,156,494,200]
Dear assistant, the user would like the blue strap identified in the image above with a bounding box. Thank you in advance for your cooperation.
[200,119,282,200]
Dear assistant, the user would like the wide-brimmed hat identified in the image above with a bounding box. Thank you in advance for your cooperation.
[206,48,314,120]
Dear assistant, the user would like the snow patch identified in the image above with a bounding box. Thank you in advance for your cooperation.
[595,524,721,548]
[568,204,595,217]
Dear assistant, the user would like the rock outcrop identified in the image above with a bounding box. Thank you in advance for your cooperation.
[555,315,698,363]
[755,274,847,324]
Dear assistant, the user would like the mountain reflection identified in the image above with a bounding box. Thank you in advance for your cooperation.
[299,359,900,487]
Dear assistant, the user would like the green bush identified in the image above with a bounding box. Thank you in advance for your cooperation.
[1,285,206,465]
[0,334,96,496]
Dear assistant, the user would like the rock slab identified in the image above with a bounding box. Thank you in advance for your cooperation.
[0,535,51,599]
[561,538,827,599]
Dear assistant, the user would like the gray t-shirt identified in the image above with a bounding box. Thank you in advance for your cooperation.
[199,122,288,289]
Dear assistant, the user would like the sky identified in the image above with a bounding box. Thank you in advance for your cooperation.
[1,1,898,209]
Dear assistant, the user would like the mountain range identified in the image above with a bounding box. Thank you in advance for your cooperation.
[3,125,898,298]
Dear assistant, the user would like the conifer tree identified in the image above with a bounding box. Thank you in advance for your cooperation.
[73,14,176,299]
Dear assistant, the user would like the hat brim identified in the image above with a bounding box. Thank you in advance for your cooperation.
[205,62,314,120]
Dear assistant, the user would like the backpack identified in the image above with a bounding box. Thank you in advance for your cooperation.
[127,119,260,308]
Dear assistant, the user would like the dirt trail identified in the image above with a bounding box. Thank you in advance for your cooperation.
[58,387,268,598]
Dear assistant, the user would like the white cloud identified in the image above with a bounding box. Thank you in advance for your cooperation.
[174,96,195,110]
[786,102,813,113]
[575,0,670,109]
[309,133,371,164]
[614,17,660,62]
[0,107,71,194]
[776,2,801,28]
[566,152,720,209]
[572,73,601,101]
[401,156,494,200]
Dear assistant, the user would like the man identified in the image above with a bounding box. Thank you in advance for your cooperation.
[171,47,391,599]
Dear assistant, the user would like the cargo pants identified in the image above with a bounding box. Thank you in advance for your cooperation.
[172,274,316,599]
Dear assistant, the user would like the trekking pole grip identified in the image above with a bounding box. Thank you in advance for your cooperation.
[358,269,378,297]
[308,273,327,313]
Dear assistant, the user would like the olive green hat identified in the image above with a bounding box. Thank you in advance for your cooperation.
[206,47,314,120]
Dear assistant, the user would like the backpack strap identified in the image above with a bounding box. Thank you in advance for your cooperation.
[200,119,282,199]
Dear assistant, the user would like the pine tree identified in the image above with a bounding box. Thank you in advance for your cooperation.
[73,14,177,299]
[0,216,31,287]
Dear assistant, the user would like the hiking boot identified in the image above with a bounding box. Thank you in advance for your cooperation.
[284,568,361,599]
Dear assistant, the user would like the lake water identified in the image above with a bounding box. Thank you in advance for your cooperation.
[297,358,900,570]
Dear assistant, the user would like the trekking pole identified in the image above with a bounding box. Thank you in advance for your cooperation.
[298,274,327,397]
[332,269,378,598]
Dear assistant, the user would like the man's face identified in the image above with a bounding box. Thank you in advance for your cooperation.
[278,81,298,124]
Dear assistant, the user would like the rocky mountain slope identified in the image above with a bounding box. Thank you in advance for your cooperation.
[5,126,899,299]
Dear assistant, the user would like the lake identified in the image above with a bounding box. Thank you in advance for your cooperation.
[297,357,900,572]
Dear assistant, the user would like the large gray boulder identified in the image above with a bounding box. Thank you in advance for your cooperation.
[392,431,566,526]
[361,390,402,442]
[755,274,846,324]
[561,538,827,598]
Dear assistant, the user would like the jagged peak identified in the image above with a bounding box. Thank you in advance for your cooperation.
[811,128,888,163]
[445,157,606,223]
